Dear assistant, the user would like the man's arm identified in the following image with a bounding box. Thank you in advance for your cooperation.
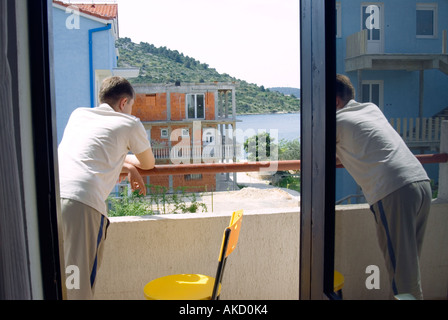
[120,162,147,195]
[120,148,155,195]
[125,148,155,170]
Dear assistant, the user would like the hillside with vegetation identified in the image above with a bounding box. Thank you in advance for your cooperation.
[116,37,300,115]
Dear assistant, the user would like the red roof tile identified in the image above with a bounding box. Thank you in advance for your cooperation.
[53,1,118,20]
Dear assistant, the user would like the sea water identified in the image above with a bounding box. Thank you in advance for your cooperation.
[232,113,300,160]
[235,113,301,144]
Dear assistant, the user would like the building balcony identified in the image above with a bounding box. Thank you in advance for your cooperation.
[345,29,448,75]
[92,122,448,300]
[390,116,447,151]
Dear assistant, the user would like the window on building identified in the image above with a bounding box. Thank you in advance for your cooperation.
[205,132,214,143]
[362,4,381,41]
[416,3,437,38]
[160,128,169,138]
[184,174,203,181]
[181,128,190,137]
[186,93,205,119]
[203,128,215,143]
[361,3,384,54]
[362,80,383,110]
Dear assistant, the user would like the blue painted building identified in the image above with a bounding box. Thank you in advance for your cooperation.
[52,1,138,143]
[335,1,448,203]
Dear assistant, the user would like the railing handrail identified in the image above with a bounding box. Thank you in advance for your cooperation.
[138,153,448,176]
[151,143,239,149]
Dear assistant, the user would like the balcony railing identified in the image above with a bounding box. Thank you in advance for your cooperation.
[389,117,447,150]
[344,30,448,74]
[137,153,448,176]
[346,29,448,58]
[152,144,241,161]
[346,29,368,59]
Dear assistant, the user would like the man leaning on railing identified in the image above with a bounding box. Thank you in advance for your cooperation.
[58,76,155,300]
[335,74,432,300]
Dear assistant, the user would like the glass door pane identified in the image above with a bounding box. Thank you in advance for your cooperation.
[187,94,195,118]
[196,94,204,118]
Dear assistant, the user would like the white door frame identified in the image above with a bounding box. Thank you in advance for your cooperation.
[361,2,384,54]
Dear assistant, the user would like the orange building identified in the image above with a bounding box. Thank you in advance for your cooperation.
[132,82,240,193]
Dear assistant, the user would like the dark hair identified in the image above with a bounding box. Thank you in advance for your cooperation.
[98,76,135,107]
[336,74,355,104]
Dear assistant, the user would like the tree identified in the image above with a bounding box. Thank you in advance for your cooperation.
[278,138,300,160]
[244,132,278,161]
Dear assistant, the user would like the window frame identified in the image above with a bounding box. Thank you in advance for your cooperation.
[186,93,205,120]
[160,128,169,139]
[300,0,337,300]
[184,174,203,181]
[27,0,64,299]
[17,0,337,301]
[181,128,190,137]
[416,3,438,39]
[361,2,385,54]
[361,80,384,111]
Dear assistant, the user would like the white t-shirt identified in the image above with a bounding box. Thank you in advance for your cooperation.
[336,100,429,205]
[58,104,151,216]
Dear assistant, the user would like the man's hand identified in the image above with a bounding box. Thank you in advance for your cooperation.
[120,162,147,196]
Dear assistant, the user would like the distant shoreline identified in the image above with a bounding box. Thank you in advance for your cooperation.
[237,111,301,116]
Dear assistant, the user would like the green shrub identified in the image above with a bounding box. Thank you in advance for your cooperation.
[108,185,208,217]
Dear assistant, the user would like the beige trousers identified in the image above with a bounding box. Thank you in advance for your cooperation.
[60,198,109,300]
[370,180,432,300]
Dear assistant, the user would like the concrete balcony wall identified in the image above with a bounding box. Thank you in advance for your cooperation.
[93,201,448,300]
[94,208,301,300]
[335,201,448,300]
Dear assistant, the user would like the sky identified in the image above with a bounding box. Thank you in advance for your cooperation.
[113,0,301,89]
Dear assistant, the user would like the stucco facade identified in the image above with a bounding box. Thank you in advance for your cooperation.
[335,1,448,203]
